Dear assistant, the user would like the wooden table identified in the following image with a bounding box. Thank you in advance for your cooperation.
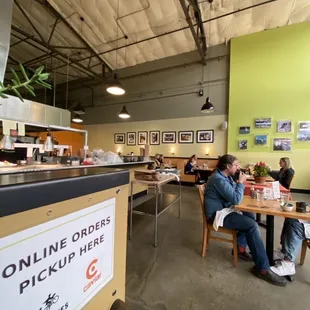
[129,175,181,247]
[235,196,310,265]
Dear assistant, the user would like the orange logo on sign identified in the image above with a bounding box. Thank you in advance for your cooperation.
[83,259,102,293]
[86,259,98,280]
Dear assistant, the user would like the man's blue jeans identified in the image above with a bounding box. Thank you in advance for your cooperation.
[280,218,305,262]
[223,212,270,271]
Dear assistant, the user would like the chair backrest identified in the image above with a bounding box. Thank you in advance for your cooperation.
[196,184,207,225]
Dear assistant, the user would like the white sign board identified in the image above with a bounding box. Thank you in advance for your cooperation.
[0,198,115,310]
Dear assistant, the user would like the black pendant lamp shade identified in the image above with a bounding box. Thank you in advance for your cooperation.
[106,73,125,95]
[201,97,214,113]
[118,106,130,119]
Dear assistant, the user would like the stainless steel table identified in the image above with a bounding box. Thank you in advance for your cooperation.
[129,175,181,247]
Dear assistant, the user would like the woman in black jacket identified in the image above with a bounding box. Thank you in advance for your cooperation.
[276,157,295,189]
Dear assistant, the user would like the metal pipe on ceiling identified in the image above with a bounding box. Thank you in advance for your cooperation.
[11,25,103,81]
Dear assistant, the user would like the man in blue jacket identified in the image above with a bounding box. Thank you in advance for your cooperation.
[205,154,286,286]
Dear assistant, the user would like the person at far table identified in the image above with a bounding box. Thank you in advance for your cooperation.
[185,154,204,184]
[271,218,310,277]
[205,154,287,287]
[154,154,161,168]
[275,157,295,190]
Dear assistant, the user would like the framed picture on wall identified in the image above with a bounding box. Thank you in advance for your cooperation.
[255,118,272,128]
[138,131,148,145]
[162,131,176,144]
[114,133,125,144]
[196,130,214,143]
[239,126,250,135]
[273,138,291,151]
[277,120,292,133]
[149,131,160,145]
[255,134,268,145]
[127,132,136,145]
[238,140,248,150]
[178,131,194,143]
[297,121,310,142]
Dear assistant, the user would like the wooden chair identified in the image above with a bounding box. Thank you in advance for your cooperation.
[300,239,310,266]
[196,184,238,267]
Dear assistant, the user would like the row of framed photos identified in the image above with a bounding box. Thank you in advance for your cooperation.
[238,136,292,151]
[239,120,310,142]
[114,130,215,145]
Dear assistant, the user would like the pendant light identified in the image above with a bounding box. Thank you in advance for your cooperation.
[106,73,125,95]
[43,130,54,151]
[0,135,14,150]
[73,102,86,115]
[118,106,130,119]
[72,114,83,123]
[106,0,125,96]
[201,97,214,113]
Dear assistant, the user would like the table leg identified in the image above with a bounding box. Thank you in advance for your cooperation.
[129,181,133,240]
[154,185,159,247]
[266,215,275,266]
[256,213,261,223]
[179,179,181,219]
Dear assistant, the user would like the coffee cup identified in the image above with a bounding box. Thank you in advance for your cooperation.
[296,201,310,213]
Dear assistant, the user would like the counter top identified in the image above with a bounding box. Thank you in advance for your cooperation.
[0,167,130,218]
[0,160,152,175]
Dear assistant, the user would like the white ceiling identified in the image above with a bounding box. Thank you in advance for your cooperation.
[8,0,310,84]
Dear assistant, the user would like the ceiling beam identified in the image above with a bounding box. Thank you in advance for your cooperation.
[14,0,46,44]
[40,0,113,72]
[11,25,103,81]
[179,0,206,65]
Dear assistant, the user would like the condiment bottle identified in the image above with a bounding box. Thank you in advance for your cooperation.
[250,187,255,199]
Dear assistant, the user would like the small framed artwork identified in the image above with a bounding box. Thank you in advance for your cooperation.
[297,121,310,142]
[138,131,148,145]
[239,126,250,135]
[255,134,268,145]
[162,131,176,144]
[238,140,248,150]
[127,132,136,146]
[149,131,160,145]
[197,130,214,143]
[277,120,292,133]
[255,118,272,128]
[273,138,291,151]
[114,133,125,144]
[178,131,194,143]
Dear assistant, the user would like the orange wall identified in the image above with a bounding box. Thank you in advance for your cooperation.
[29,123,85,156]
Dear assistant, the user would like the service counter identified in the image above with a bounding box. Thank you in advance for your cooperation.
[0,167,130,309]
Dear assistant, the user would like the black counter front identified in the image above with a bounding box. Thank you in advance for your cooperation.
[0,167,129,217]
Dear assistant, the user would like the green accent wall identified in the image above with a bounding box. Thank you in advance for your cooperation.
[228,22,310,190]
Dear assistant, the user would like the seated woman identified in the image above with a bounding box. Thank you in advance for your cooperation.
[275,157,295,189]
[185,154,204,183]
[185,154,198,174]
[154,154,161,168]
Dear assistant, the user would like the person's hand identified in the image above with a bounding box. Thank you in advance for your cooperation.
[239,172,247,184]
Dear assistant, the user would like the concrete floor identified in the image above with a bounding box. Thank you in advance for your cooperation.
[125,185,310,310]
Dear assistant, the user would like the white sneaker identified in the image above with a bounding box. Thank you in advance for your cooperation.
[273,250,285,261]
[270,260,296,276]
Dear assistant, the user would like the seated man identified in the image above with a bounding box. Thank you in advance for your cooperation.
[205,154,286,287]
[271,218,310,276]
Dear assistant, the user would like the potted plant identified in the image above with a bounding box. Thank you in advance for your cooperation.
[253,162,271,184]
